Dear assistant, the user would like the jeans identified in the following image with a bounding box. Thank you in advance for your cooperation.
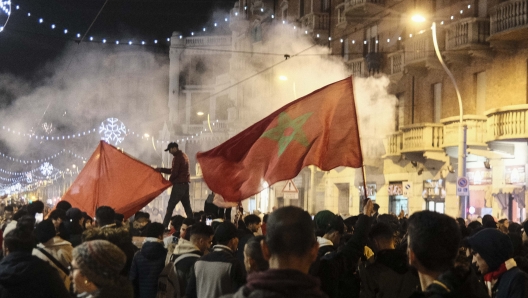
[162,183,192,227]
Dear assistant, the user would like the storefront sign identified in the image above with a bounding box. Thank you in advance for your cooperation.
[467,168,492,185]
[388,182,403,196]
[422,179,446,202]
[505,165,526,185]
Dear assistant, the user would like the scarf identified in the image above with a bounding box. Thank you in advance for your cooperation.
[483,258,516,296]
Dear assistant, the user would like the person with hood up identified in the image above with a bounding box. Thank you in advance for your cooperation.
[32,219,73,291]
[467,228,528,298]
[0,216,70,298]
[129,222,167,298]
[70,239,133,298]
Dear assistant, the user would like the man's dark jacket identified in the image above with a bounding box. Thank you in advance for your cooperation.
[129,241,167,298]
[359,249,420,298]
[0,252,70,298]
[491,266,528,298]
[310,214,372,298]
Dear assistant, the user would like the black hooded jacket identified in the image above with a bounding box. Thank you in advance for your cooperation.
[0,252,70,298]
[129,241,167,298]
[359,249,420,298]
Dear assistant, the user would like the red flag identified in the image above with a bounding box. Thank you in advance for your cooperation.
[197,77,363,202]
[61,141,172,218]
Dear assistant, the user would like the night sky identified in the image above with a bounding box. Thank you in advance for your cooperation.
[0,0,236,78]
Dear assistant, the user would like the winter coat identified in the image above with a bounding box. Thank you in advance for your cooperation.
[221,269,329,298]
[359,249,420,298]
[32,236,73,290]
[310,214,373,298]
[129,239,167,298]
[491,266,528,298]
[64,220,83,247]
[408,265,489,298]
[0,251,70,298]
[236,228,255,266]
[186,244,246,298]
[170,238,202,293]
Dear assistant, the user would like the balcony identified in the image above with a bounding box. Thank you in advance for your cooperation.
[441,115,487,148]
[384,132,402,157]
[486,104,528,141]
[342,0,385,24]
[387,50,404,81]
[346,57,365,78]
[182,120,230,135]
[401,123,444,153]
[489,0,528,41]
[300,12,329,35]
[184,36,232,47]
[446,18,490,50]
[404,30,444,70]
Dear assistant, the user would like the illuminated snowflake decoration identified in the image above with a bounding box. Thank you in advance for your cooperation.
[99,118,126,145]
[0,0,11,32]
[40,162,53,176]
[42,122,53,134]
[26,172,32,183]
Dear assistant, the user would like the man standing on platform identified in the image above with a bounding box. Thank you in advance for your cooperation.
[156,142,193,228]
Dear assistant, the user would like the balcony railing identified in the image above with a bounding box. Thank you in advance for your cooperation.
[446,18,490,50]
[490,0,528,39]
[401,123,444,153]
[384,132,402,156]
[301,13,329,32]
[343,0,385,20]
[347,57,365,78]
[185,36,232,47]
[486,104,528,141]
[404,31,444,67]
[387,51,404,75]
[441,115,487,147]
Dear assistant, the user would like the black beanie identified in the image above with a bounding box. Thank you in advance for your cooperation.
[214,222,238,243]
[467,228,513,271]
[35,220,57,243]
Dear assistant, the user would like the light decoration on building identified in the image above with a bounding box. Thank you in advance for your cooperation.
[0,0,11,32]
[40,162,53,176]
[99,117,126,145]
[25,172,32,183]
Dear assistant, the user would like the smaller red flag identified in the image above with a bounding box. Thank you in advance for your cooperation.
[61,141,172,218]
[197,77,363,203]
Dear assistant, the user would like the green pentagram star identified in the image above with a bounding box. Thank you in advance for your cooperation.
[260,112,313,156]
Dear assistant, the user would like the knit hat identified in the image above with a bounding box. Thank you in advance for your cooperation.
[72,240,126,287]
[35,220,56,243]
[66,208,83,221]
[314,210,336,230]
[214,221,238,243]
[467,228,513,271]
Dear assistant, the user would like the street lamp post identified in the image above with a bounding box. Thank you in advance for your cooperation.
[413,17,468,218]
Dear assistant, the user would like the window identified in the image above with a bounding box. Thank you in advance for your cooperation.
[433,83,442,123]
[321,0,329,12]
[300,0,305,17]
[475,72,486,114]
[397,93,405,130]
[342,38,349,61]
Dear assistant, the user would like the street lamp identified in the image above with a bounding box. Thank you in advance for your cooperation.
[412,15,468,218]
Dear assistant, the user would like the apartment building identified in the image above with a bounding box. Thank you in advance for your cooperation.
[169,0,528,220]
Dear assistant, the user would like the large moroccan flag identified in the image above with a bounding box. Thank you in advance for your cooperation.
[197,77,363,202]
[61,141,172,218]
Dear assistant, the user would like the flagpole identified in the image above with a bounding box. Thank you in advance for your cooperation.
[349,76,369,203]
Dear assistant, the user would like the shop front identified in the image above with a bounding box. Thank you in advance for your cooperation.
[422,179,446,213]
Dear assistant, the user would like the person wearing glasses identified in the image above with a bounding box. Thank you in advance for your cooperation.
[70,240,133,298]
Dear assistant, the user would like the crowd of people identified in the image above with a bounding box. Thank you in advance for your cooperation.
[0,198,526,298]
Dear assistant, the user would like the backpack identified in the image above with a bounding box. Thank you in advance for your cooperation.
[156,253,200,298]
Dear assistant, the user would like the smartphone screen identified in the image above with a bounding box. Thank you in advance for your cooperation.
[206,218,212,226]
[35,213,43,224]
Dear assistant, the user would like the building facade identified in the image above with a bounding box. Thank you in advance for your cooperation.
[168,0,528,220]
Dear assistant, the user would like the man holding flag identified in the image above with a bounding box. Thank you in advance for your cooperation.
[156,142,193,227]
